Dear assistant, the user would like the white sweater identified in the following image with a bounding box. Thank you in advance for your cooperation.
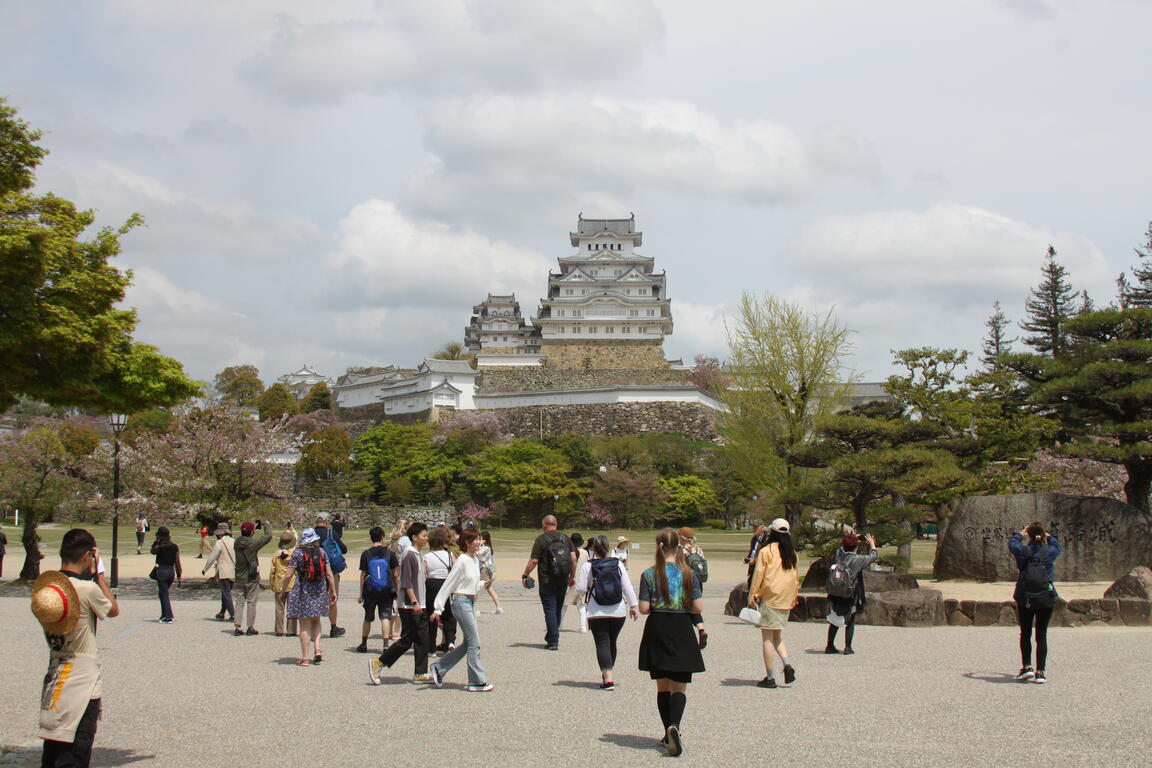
[433,553,482,613]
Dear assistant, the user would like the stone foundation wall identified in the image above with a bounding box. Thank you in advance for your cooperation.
[335,404,441,438]
[440,401,720,441]
[477,368,691,393]
[539,338,668,369]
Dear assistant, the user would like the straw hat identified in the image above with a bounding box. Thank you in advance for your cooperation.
[31,571,80,636]
[278,531,296,548]
[616,536,630,545]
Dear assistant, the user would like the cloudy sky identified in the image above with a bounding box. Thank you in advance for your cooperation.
[5,1,1150,386]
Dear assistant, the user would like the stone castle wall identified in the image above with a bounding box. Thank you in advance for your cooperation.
[440,401,720,442]
[539,338,668,370]
[477,367,690,393]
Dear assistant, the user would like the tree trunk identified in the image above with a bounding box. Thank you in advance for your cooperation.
[19,508,43,581]
[893,493,911,574]
[1123,459,1152,515]
[783,501,804,533]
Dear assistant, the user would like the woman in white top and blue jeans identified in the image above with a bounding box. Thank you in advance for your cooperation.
[430,530,492,692]
[576,535,639,690]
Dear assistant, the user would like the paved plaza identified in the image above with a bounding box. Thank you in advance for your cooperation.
[1,582,1149,767]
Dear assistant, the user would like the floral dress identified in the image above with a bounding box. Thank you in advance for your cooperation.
[286,546,330,620]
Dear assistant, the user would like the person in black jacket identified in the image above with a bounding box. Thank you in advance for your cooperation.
[150,527,183,623]
[315,513,348,637]
[743,524,768,587]
[1009,522,1062,684]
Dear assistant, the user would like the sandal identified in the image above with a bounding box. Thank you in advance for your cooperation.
[295,658,310,666]
[313,653,323,664]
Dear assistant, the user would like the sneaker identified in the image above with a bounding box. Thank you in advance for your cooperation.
[783,665,796,685]
[825,646,841,654]
[159,618,172,624]
[233,628,243,636]
[466,682,494,692]
[1034,670,1047,684]
[430,664,444,688]
[245,627,259,636]
[492,608,504,614]
[600,682,615,691]
[330,626,345,638]
[356,641,368,653]
[843,647,855,655]
[1015,666,1035,681]
[545,644,559,651]
[756,677,778,688]
[412,674,431,684]
[214,612,225,621]
[368,658,383,685]
[665,725,682,757]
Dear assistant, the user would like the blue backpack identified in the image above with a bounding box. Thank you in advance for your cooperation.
[322,532,347,574]
[366,554,391,591]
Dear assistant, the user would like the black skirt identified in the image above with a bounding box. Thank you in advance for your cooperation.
[638,611,705,674]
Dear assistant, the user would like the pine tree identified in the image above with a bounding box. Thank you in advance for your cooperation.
[1019,246,1076,357]
[981,301,1016,369]
[1121,222,1152,308]
[1117,273,1132,309]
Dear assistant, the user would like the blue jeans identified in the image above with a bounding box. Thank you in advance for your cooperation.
[435,594,487,685]
[156,566,175,620]
[539,581,567,646]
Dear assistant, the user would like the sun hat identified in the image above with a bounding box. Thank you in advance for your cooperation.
[300,527,320,545]
[278,531,295,548]
[240,521,255,536]
[31,571,81,636]
[214,522,231,536]
[617,536,630,545]
[769,518,790,533]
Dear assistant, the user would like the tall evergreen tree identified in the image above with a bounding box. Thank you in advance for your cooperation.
[1119,222,1152,308]
[1019,246,1076,357]
[981,301,1016,369]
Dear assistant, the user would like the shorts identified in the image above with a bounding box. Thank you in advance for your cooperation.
[362,592,393,622]
[757,604,790,630]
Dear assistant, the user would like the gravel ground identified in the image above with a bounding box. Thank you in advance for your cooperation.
[2,581,1150,767]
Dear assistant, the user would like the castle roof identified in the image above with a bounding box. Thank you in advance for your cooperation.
[570,214,642,245]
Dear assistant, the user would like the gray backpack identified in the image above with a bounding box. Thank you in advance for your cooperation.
[826,553,855,599]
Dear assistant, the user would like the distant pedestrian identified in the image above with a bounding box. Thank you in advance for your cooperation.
[1010,522,1062,684]
[202,523,236,623]
[743,523,768,587]
[825,533,877,654]
[314,513,348,638]
[357,526,398,654]
[576,535,638,690]
[386,518,412,641]
[429,530,494,692]
[135,513,148,555]
[638,528,705,757]
[612,536,630,569]
[520,515,576,650]
[747,518,799,689]
[477,531,503,614]
[234,520,272,636]
[150,527,182,623]
[678,527,708,648]
[197,524,209,558]
[331,511,346,542]
[281,527,337,666]
[566,532,590,632]
[370,522,431,684]
[0,523,7,579]
[269,530,298,637]
[425,526,458,655]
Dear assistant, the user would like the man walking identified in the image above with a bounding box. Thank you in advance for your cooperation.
[315,513,348,637]
[357,526,398,653]
[0,522,7,579]
[32,528,119,767]
[521,515,576,650]
[369,522,430,684]
[203,522,236,623]
[233,520,272,636]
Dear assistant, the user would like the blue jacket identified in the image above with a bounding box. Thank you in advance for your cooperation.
[1008,532,1062,601]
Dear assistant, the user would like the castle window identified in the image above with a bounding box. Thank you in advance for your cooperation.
[629,310,638,317]
[589,326,597,334]
[588,244,592,251]
[573,310,581,317]
[623,326,631,333]
[565,289,573,296]
[626,289,632,295]
[646,309,656,316]
[606,326,615,334]
[638,288,647,295]
[560,327,566,334]
[581,289,588,295]
[615,270,622,276]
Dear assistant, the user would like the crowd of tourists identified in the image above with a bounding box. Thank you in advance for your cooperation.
[28,513,1062,764]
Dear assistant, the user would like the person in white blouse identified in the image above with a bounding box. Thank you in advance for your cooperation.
[429,530,492,692]
[576,535,639,690]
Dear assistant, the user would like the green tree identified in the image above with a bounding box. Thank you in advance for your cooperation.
[296,425,351,484]
[468,440,582,524]
[720,292,855,529]
[1121,222,1152,308]
[1019,246,1076,357]
[432,341,473,362]
[660,474,720,523]
[214,365,264,407]
[588,468,667,528]
[301,381,331,413]
[257,383,298,421]
[981,301,1016,370]
[122,407,174,447]
[0,99,200,412]
[352,422,467,502]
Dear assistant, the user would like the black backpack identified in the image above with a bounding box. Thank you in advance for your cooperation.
[542,534,572,579]
[1021,544,1054,608]
[590,557,623,605]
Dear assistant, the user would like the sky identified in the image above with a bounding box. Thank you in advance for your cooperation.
[4,0,1151,387]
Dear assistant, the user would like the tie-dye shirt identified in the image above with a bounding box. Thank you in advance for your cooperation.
[639,562,703,612]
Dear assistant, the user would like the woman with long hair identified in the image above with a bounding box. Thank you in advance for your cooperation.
[637,528,705,757]
[747,518,799,689]
[476,531,503,614]
[150,526,182,623]
[386,517,411,640]
[1009,521,1062,683]
[425,526,458,654]
[576,535,638,690]
[429,529,494,692]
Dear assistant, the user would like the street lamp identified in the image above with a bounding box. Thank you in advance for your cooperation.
[108,413,129,588]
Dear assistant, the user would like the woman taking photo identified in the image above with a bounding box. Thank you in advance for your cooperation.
[1009,521,1062,683]
[747,518,799,689]
[280,527,337,666]
[576,535,638,690]
[638,528,704,757]
[429,529,493,692]
[150,526,182,623]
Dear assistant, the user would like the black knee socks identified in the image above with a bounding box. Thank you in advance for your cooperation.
[668,692,686,727]
[827,624,839,645]
[657,691,671,728]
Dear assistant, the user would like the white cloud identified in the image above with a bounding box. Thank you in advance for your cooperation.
[403,95,883,224]
[240,0,664,102]
[664,300,729,363]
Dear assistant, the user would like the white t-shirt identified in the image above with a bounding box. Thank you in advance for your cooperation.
[45,575,113,695]
[423,549,455,580]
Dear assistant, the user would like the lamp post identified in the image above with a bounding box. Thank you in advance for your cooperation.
[108,413,129,588]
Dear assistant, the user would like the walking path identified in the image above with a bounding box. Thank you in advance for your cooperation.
[2,581,1149,766]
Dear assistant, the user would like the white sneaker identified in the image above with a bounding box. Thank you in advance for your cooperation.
[1015,666,1035,681]
[467,682,494,692]
[491,608,503,614]
[430,664,444,689]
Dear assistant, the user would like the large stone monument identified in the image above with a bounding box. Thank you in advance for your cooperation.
[934,493,1152,581]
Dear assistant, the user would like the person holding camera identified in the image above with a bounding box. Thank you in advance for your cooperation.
[233,520,272,636]
[825,532,877,654]
[1009,522,1062,683]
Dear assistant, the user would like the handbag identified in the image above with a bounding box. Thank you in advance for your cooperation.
[738,605,761,625]
[148,566,159,580]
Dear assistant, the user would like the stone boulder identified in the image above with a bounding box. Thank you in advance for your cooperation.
[724,583,750,617]
[800,559,919,593]
[1104,566,1152,600]
[934,493,1152,582]
[855,590,945,627]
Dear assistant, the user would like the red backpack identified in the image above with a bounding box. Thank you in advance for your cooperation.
[298,546,327,583]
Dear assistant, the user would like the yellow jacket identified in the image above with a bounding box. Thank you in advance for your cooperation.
[749,542,799,610]
[268,549,296,593]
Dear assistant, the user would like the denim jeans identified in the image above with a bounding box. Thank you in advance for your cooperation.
[156,566,175,620]
[539,581,567,646]
[435,594,486,685]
